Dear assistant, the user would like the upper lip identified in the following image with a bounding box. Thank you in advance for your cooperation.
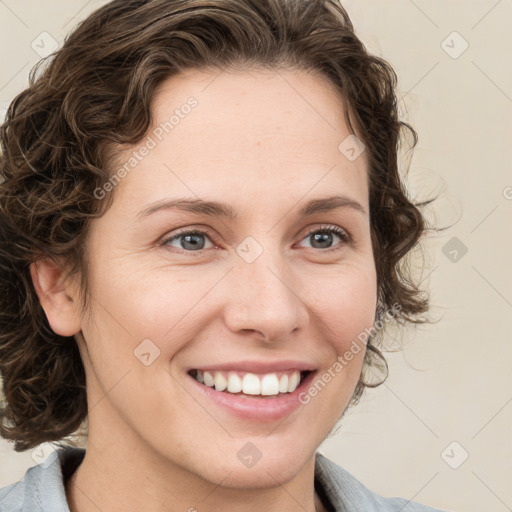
[188,360,316,374]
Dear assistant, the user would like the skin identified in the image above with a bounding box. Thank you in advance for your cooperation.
[31,67,377,512]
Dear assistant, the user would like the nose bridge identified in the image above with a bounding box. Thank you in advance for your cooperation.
[223,237,307,341]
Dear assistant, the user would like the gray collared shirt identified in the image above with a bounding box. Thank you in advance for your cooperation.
[0,448,450,511]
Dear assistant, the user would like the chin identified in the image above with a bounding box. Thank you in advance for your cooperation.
[210,464,305,490]
[193,442,315,490]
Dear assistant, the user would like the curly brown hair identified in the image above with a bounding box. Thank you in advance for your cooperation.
[0,0,435,451]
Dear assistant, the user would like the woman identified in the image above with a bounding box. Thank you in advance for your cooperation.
[0,0,447,510]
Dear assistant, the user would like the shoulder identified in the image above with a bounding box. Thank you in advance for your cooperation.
[0,447,85,512]
[315,452,451,512]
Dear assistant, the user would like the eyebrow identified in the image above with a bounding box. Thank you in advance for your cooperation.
[136,194,367,220]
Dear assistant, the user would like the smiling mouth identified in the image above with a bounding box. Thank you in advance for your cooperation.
[188,369,311,397]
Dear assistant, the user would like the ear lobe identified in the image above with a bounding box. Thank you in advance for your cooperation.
[30,257,82,337]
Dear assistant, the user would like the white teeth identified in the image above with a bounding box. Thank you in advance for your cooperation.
[193,369,304,396]
[278,374,288,393]
[214,372,227,391]
[261,374,279,395]
[242,373,261,395]
[227,372,242,393]
[287,371,301,393]
[203,371,214,387]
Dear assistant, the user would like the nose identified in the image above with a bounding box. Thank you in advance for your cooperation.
[222,249,309,344]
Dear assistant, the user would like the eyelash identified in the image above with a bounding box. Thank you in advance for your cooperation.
[160,224,351,254]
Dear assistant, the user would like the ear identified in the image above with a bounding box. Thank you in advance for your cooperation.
[30,257,82,337]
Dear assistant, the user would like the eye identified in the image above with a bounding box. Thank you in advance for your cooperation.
[161,228,215,252]
[160,224,351,254]
[297,225,350,251]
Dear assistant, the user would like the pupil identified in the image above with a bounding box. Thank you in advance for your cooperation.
[182,234,205,250]
[312,232,332,249]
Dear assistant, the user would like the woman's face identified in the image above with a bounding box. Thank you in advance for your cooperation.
[75,67,377,487]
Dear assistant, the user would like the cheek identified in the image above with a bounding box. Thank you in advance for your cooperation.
[80,261,228,376]
[305,261,378,350]
[111,268,226,344]
[294,263,376,427]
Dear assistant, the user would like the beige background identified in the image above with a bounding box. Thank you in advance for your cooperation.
[0,1,511,511]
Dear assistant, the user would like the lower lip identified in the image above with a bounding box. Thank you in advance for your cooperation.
[188,371,317,421]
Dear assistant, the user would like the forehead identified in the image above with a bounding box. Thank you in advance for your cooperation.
[151,66,357,151]
[109,67,369,215]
